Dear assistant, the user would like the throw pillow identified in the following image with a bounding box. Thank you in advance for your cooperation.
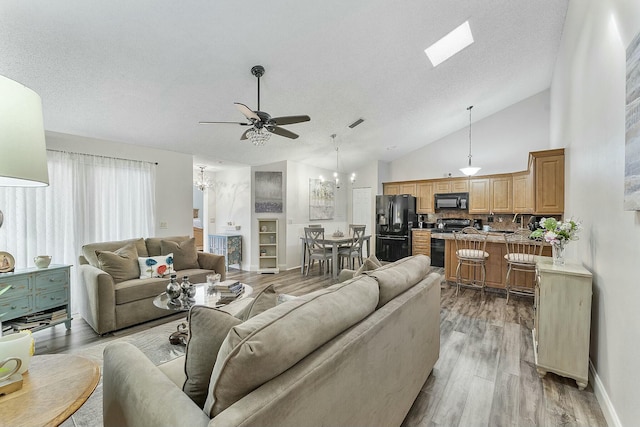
[203,275,379,417]
[366,254,430,308]
[183,305,242,408]
[95,243,140,283]
[239,284,278,321]
[354,254,383,277]
[161,237,199,270]
[138,254,174,278]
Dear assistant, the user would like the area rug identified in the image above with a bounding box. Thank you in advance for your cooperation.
[60,319,186,427]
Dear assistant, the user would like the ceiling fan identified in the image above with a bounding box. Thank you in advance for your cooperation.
[199,65,310,145]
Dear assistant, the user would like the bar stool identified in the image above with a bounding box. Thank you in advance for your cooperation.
[453,227,489,296]
[503,229,544,303]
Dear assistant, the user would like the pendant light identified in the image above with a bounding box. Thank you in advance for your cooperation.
[460,105,481,176]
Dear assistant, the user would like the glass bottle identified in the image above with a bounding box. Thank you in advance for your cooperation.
[181,275,196,299]
[166,274,181,300]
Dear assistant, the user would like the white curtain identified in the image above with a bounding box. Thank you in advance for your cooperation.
[0,150,156,312]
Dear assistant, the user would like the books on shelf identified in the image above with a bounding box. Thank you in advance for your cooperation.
[4,307,68,332]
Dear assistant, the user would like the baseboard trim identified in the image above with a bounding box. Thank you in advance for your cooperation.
[589,359,622,427]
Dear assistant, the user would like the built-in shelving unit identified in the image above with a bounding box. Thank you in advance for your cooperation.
[257,219,279,274]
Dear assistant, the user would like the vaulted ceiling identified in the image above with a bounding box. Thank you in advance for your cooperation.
[0,0,568,173]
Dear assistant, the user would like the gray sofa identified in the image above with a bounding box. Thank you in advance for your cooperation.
[103,255,441,427]
[78,236,226,335]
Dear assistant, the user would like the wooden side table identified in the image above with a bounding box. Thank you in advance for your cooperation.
[0,354,100,427]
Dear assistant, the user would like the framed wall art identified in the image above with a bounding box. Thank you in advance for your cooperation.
[255,171,283,213]
[309,178,335,220]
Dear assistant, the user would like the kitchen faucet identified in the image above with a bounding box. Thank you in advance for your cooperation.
[512,213,523,228]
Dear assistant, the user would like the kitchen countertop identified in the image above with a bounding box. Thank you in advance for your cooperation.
[430,231,527,244]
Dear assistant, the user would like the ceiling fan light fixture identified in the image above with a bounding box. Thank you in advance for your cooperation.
[459,105,481,177]
[247,128,271,146]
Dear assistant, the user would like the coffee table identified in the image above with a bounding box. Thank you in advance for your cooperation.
[153,283,253,345]
[0,354,100,427]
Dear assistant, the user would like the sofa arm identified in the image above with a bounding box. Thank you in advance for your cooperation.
[78,263,117,335]
[103,342,210,427]
[197,253,226,281]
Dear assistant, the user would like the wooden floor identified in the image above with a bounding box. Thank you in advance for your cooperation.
[32,267,606,426]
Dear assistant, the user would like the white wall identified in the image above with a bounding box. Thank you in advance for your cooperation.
[550,1,640,425]
[389,90,552,181]
[45,131,193,238]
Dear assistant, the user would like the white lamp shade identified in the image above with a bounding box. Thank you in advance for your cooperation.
[0,75,49,187]
[460,166,481,176]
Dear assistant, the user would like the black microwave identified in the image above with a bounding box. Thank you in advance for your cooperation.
[434,192,469,211]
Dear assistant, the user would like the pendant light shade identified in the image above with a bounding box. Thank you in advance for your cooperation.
[460,105,481,176]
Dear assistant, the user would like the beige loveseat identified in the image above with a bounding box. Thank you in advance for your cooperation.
[78,236,225,335]
[103,255,441,427]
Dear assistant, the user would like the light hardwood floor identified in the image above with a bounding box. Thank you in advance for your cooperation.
[32,267,607,426]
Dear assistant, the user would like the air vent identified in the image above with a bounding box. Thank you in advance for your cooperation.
[348,118,365,129]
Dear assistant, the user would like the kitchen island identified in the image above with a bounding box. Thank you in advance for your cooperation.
[432,231,551,291]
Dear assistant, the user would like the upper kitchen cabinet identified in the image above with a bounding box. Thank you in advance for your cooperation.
[532,149,565,214]
[383,183,399,195]
[490,175,513,213]
[513,170,534,213]
[433,179,469,194]
[383,182,416,196]
[468,178,490,213]
[417,182,434,213]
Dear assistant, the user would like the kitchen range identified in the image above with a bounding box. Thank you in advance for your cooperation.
[430,218,482,267]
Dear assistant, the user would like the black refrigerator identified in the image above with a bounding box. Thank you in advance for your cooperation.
[375,194,417,262]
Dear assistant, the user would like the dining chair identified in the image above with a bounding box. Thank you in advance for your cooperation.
[503,229,544,303]
[453,227,489,297]
[303,227,332,276]
[339,225,366,270]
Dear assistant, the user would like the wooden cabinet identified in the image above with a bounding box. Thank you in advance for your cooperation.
[490,176,513,213]
[412,230,431,257]
[533,257,592,390]
[416,182,434,213]
[468,178,490,214]
[257,219,279,273]
[512,170,534,213]
[383,184,399,195]
[433,179,468,194]
[209,234,242,271]
[399,183,416,196]
[532,149,564,214]
[0,265,72,333]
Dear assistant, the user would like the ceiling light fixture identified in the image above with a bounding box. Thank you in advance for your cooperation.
[425,21,474,67]
[332,134,341,189]
[460,105,481,177]
[194,166,212,191]
[246,127,271,146]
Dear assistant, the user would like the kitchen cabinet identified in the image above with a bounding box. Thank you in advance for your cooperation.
[383,184,399,195]
[532,149,564,214]
[445,240,506,288]
[257,219,279,273]
[433,179,468,194]
[490,176,513,213]
[468,178,490,214]
[512,170,534,213]
[399,183,416,196]
[416,182,434,213]
[411,230,431,257]
[533,257,592,390]
[0,265,72,333]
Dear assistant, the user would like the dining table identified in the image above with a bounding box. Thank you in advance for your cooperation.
[300,234,371,279]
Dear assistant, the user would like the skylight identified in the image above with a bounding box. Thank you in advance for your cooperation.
[425,21,474,67]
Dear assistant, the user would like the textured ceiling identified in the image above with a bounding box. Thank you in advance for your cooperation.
[0,0,568,173]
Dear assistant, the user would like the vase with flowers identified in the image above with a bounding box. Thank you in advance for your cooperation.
[529,217,581,266]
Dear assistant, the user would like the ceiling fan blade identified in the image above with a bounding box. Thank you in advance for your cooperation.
[269,126,299,139]
[199,121,252,125]
[234,103,260,121]
[271,115,311,126]
[240,128,252,140]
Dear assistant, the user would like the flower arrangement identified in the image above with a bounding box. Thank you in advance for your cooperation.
[529,217,581,244]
